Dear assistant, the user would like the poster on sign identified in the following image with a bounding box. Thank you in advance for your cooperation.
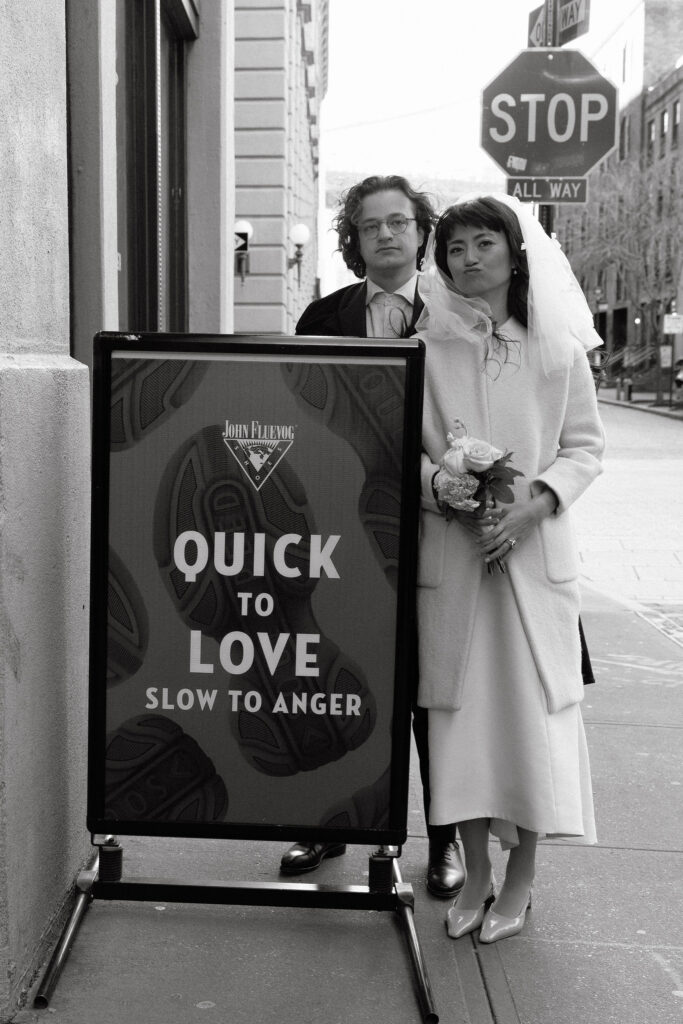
[87,333,424,846]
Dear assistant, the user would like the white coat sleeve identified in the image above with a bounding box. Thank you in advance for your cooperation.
[532,350,605,514]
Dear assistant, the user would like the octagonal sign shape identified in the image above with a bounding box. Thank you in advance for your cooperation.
[481,48,617,178]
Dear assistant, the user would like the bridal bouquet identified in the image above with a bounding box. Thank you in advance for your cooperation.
[432,420,523,573]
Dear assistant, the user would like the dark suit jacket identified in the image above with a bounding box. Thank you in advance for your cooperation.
[295,280,424,338]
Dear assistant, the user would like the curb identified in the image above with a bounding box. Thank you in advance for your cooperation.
[597,395,683,421]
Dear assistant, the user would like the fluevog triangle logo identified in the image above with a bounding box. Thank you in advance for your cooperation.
[222,419,295,491]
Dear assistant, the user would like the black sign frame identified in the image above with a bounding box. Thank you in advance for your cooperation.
[87,332,425,847]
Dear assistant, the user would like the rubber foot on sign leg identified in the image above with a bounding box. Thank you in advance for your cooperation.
[98,843,123,882]
[368,855,394,894]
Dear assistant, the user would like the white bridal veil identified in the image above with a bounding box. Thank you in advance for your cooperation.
[418,192,604,376]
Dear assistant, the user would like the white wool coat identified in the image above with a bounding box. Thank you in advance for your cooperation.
[417,318,605,715]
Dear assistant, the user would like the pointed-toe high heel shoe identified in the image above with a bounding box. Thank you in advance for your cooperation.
[446,877,496,939]
[478,889,532,944]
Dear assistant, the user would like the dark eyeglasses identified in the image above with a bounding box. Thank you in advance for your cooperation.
[359,216,416,239]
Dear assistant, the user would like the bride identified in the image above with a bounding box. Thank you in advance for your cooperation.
[416,194,604,943]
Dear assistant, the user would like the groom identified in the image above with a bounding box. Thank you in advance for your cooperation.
[279,174,464,898]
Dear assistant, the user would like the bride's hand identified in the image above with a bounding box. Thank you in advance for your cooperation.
[476,489,558,566]
[452,506,502,539]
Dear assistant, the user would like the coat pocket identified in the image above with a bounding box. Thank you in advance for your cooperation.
[539,513,579,583]
[417,512,447,588]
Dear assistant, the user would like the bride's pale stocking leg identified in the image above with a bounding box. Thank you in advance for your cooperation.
[495,827,537,918]
[456,818,492,907]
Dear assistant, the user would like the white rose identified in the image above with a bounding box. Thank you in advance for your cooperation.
[442,446,467,476]
[461,437,503,473]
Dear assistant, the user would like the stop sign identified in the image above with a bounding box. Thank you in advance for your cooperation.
[481,49,617,178]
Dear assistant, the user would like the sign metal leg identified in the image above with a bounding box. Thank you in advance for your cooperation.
[392,858,439,1024]
[34,846,438,1022]
[33,850,99,1009]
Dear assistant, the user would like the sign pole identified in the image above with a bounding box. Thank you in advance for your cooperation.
[539,0,559,236]
[544,0,556,46]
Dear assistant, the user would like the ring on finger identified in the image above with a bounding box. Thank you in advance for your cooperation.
[507,537,517,550]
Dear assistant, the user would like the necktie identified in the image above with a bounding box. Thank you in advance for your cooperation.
[370,291,410,338]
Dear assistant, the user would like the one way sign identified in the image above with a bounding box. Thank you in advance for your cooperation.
[528,3,547,47]
[528,0,590,48]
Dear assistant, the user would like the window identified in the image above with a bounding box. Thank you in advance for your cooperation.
[116,0,196,333]
[673,100,680,148]
[616,268,625,302]
[665,239,673,286]
[646,119,656,163]
[618,115,630,161]
[656,187,664,218]
[660,109,669,157]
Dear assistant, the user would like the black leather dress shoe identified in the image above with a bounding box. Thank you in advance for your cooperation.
[426,840,466,898]
[279,841,347,875]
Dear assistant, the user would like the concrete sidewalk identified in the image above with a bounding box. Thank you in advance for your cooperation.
[14,585,683,1024]
[598,386,683,420]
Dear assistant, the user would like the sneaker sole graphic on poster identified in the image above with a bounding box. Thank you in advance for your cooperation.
[104,714,228,823]
[321,765,391,830]
[283,362,404,589]
[107,546,149,687]
[110,357,209,450]
[153,425,376,778]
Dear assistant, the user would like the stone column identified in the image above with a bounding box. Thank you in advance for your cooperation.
[0,1,90,1016]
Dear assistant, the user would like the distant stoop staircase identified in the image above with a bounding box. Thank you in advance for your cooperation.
[601,345,659,391]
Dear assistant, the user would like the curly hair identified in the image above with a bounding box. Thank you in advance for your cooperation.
[433,196,529,328]
[334,175,437,279]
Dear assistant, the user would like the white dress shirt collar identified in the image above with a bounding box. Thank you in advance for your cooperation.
[365,273,419,305]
